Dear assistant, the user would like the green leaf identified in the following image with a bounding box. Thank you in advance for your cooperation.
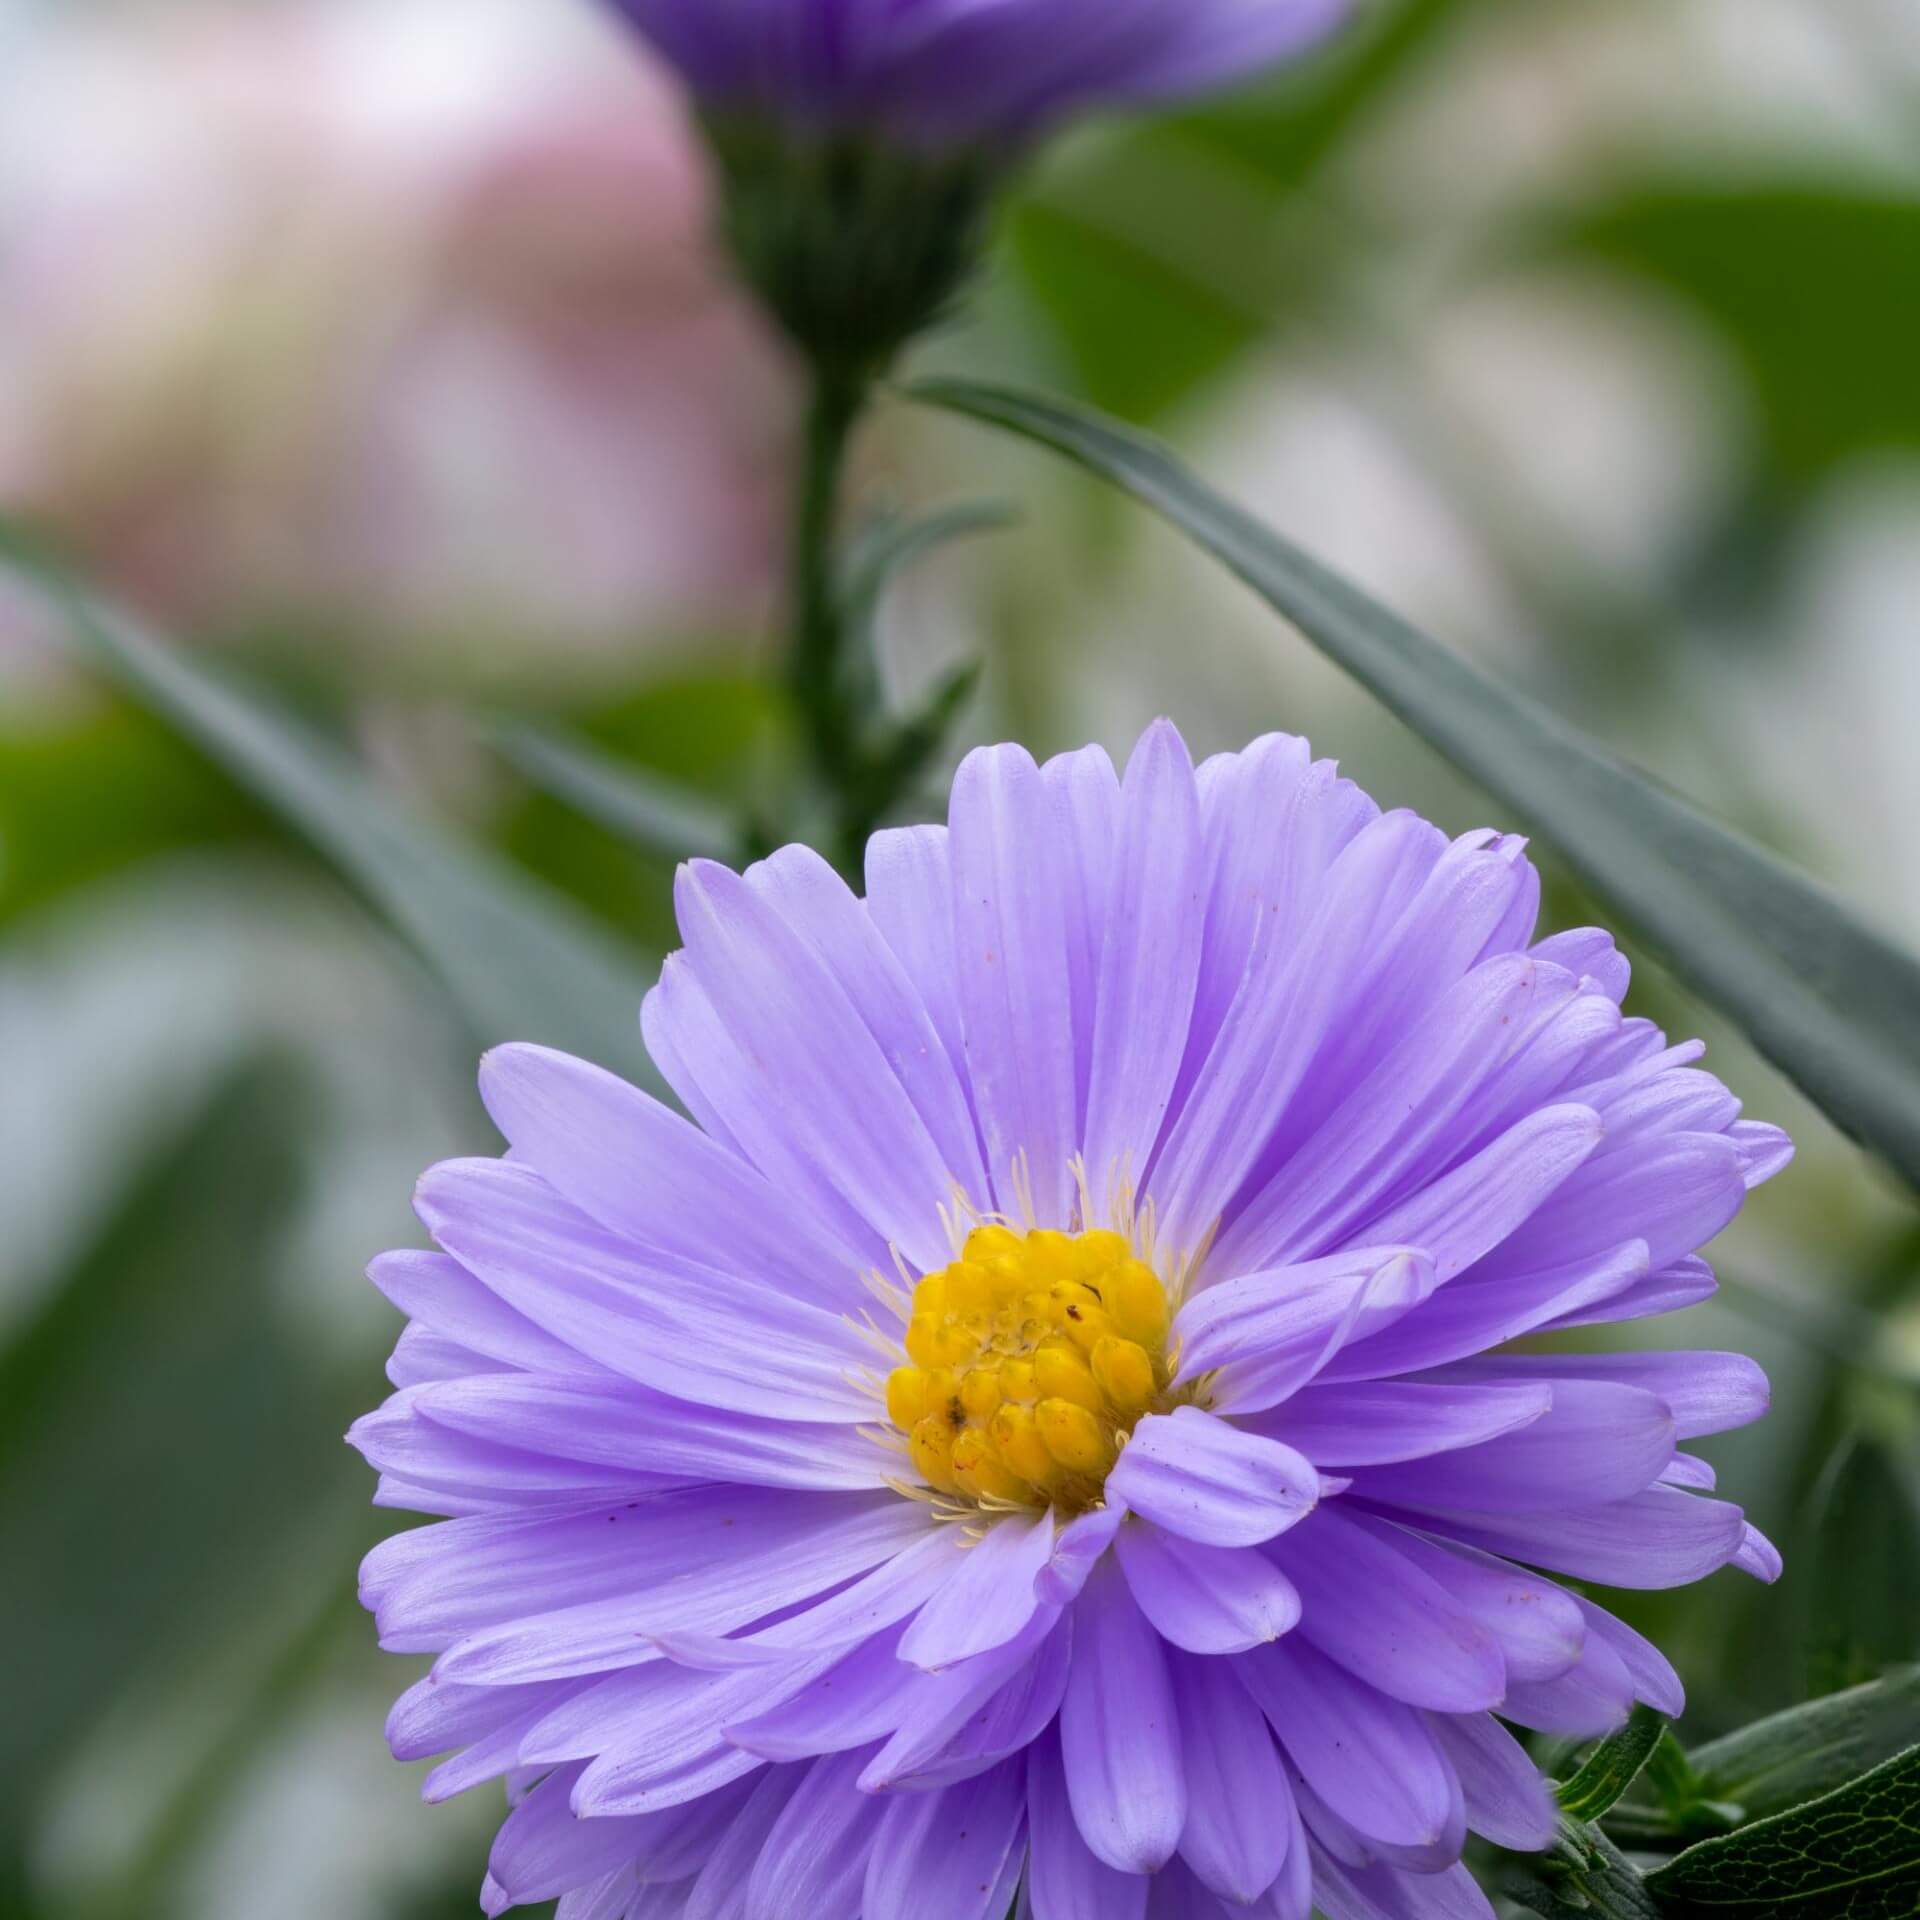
[912,378,1920,1192]
[1799,1430,1920,1698]
[840,498,1016,644]
[1002,0,1473,421]
[3,539,660,1087]
[0,704,269,932]
[0,1056,348,1807]
[1645,1744,1920,1914]
[1690,1670,1920,1827]
[1560,1707,1671,1822]
[1543,184,1920,484]
[1502,1825,1662,1920]
[837,498,1008,742]
[494,721,741,864]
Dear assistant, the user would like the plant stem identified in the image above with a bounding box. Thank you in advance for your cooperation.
[787,366,867,861]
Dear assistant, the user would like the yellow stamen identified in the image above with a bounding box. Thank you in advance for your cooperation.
[1036,1397,1113,1474]
[1091,1335,1157,1415]
[885,1223,1179,1513]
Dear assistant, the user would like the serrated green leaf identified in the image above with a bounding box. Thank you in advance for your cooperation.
[3,539,660,1087]
[1560,1707,1671,1822]
[494,721,740,864]
[911,378,1920,1192]
[1645,1744,1920,1914]
[1690,1670,1920,1827]
[1502,1825,1662,1920]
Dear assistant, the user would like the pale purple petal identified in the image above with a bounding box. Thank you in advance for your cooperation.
[683,1766,804,1920]
[1268,1505,1507,1713]
[1105,1407,1318,1547]
[864,825,968,1087]
[860,1607,1067,1791]
[1381,1483,1748,1590]
[949,742,1083,1222]
[1321,1239,1651,1382]
[864,1759,1027,1920]
[1059,1563,1185,1873]
[1360,1523,1585,1684]
[1430,1711,1558,1851]
[1425,1350,1768,1438]
[669,857,958,1267]
[430,1497,930,1682]
[724,1624,923,1760]
[1042,742,1122,1134]
[413,1159,875,1422]
[899,1507,1056,1669]
[1734,1520,1784,1583]
[1575,1596,1686,1715]
[1355,1103,1605,1282]
[412,1374,896,1491]
[1036,1504,1125,1607]
[1238,1637,1461,1855]
[1026,1725,1148,1920]
[749,843,988,1202]
[1219,954,1591,1273]
[1172,1647,1295,1902]
[1501,1629,1638,1737]
[1115,1520,1300,1654]
[369,1249,612,1378]
[1150,812,1443,1255]
[1251,1377,1552,1465]
[1311,1851,1495,1920]
[479,1044,867,1312]
[1173,1249,1437,1412]
[1351,1381,1676,1513]
[745,1747,888,1920]
[1081,719,1204,1217]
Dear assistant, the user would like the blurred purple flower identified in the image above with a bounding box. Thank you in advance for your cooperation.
[0,0,793,671]
[609,0,1351,142]
[355,717,1786,1920]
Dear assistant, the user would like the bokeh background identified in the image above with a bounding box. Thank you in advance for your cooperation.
[5,0,1920,1914]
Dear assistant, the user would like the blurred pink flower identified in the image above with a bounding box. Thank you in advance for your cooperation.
[0,0,795,674]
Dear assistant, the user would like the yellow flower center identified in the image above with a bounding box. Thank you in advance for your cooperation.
[885,1225,1176,1512]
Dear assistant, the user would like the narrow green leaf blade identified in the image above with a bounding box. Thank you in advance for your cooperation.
[840,498,1016,639]
[495,720,740,864]
[6,544,659,1086]
[1690,1670,1920,1826]
[0,1056,339,1802]
[1645,1744,1920,1915]
[912,378,1920,1190]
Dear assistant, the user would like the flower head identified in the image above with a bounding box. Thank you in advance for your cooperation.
[609,0,1351,146]
[355,719,1788,1920]
[604,1,1351,374]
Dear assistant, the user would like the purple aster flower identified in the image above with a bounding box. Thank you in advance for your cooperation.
[608,0,1351,146]
[600,2,1353,371]
[354,718,1789,1920]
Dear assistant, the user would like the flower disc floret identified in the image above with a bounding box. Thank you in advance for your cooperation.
[889,1225,1178,1508]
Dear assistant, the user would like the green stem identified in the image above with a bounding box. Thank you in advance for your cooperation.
[787,367,867,865]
